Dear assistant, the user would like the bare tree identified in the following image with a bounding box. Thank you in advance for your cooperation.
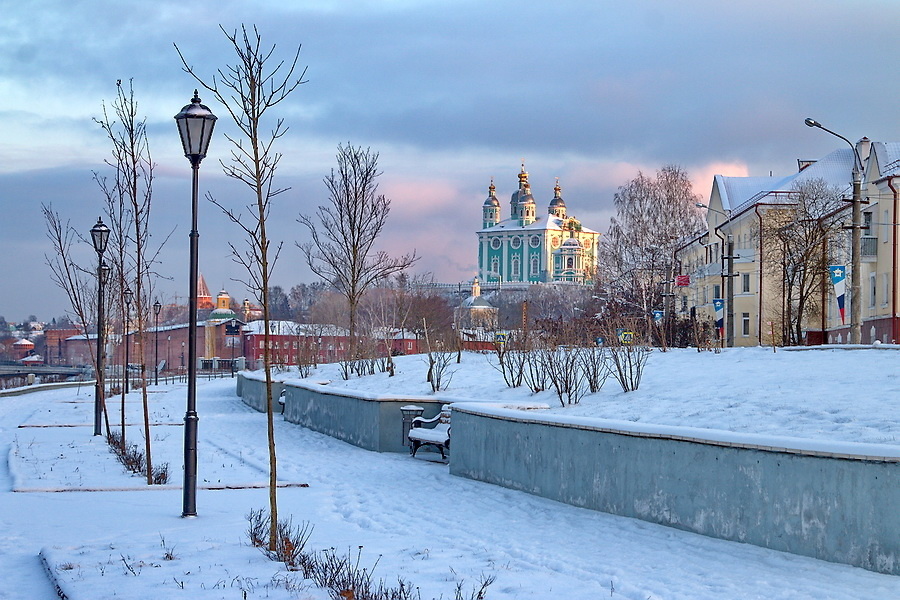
[178,24,307,551]
[298,144,417,361]
[599,165,704,331]
[42,206,109,430]
[95,80,168,484]
[758,178,845,345]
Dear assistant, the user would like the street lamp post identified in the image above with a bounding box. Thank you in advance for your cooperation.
[153,299,162,386]
[90,218,110,437]
[804,118,863,345]
[175,90,216,518]
[123,287,133,394]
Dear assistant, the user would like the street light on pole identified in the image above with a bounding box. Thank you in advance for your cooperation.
[804,117,863,345]
[175,90,216,518]
[123,287,133,394]
[90,218,110,437]
[153,299,162,386]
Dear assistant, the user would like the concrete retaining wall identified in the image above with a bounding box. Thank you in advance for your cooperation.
[237,373,285,413]
[449,404,900,576]
[282,381,444,453]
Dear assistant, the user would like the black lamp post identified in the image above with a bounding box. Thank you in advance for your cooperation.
[804,118,863,345]
[175,90,216,518]
[90,218,110,436]
[123,287,133,394]
[153,299,162,386]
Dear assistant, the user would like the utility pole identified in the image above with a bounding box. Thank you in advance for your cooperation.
[804,118,863,344]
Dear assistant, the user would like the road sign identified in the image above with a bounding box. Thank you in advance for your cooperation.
[494,333,507,344]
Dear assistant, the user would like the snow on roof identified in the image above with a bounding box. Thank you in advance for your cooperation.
[721,148,857,215]
[478,214,600,235]
[243,320,348,337]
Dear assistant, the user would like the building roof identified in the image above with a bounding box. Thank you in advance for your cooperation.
[715,148,857,215]
[477,214,600,235]
[243,320,349,337]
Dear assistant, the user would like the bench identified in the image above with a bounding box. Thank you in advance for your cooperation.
[408,404,451,459]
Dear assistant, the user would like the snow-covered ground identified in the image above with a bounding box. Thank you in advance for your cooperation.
[0,347,898,599]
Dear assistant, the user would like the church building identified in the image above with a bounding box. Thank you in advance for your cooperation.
[477,164,600,285]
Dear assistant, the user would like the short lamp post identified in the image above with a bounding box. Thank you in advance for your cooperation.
[90,218,110,437]
[153,299,162,386]
[175,90,216,518]
[123,287,133,394]
[804,118,863,345]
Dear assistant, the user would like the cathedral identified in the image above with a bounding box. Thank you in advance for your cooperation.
[477,164,600,285]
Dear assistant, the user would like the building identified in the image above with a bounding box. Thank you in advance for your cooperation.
[242,320,350,368]
[478,165,600,286]
[677,138,900,346]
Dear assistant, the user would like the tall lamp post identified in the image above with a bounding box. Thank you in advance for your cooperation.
[153,299,162,386]
[804,118,863,345]
[90,218,110,436]
[175,90,216,518]
[123,287,133,394]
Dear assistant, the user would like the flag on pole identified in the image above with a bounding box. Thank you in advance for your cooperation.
[828,265,846,325]
[713,298,725,338]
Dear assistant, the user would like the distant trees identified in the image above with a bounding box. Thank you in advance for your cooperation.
[298,144,417,358]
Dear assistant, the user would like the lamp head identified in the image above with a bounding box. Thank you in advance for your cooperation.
[804,118,821,128]
[90,217,110,255]
[99,262,111,285]
[174,90,217,165]
[153,299,162,316]
[124,287,134,306]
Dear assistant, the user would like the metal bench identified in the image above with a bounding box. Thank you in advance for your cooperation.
[408,404,451,459]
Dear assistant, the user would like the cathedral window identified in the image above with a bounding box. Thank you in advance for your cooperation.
[529,235,541,248]
[490,238,501,250]
[530,257,539,276]
[566,257,574,269]
[510,237,522,249]
[511,258,521,280]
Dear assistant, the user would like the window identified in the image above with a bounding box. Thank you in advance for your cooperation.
[510,237,522,249]
[407,341,413,350]
[566,257,574,269]
[530,256,539,277]
[742,313,750,336]
[529,235,541,248]
[884,210,891,243]
[511,257,520,280]
[713,284,721,299]
[741,273,751,293]
[490,258,499,278]
[259,341,264,349]
[883,273,889,307]
[490,237,501,250]
[870,273,877,308]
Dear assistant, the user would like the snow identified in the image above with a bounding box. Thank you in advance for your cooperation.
[1,347,898,599]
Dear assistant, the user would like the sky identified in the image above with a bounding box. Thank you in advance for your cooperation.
[3,0,900,322]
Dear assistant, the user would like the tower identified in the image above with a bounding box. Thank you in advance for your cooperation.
[482,179,501,228]
[549,178,567,219]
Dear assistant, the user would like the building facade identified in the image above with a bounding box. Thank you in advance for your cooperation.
[677,139,900,346]
[478,165,600,285]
